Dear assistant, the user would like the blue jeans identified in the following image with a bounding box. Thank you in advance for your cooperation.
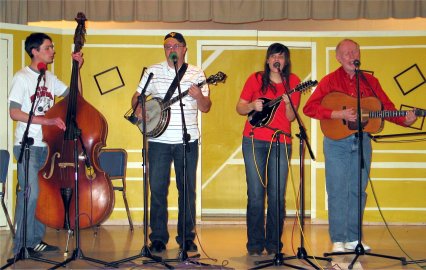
[148,140,198,245]
[324,133,371,243]
[13,145,47,254]
[242,136,291,252]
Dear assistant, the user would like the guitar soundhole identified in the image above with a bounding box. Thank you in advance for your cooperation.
[347,120,368,131]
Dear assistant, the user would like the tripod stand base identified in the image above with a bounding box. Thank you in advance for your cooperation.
[1,247,59,269]
[251,252,306,270]
[281,247,332,269]
[143,249,212,268]
[49,247,110,270]
[406,259,425,264]
[108,245,173,269]
[323,243,406,269]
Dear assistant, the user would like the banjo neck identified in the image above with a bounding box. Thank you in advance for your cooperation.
[162,80,207,110]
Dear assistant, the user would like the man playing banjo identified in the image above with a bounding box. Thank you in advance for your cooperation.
[131,32,211,253]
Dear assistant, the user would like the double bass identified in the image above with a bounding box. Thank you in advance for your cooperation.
[36,13,115,229]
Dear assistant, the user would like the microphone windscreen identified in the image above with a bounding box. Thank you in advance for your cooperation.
[37,62,47,72]
[273,62,280,69]
[169,52,178,62]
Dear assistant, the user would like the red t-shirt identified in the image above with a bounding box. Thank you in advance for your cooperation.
[240,72,301,143]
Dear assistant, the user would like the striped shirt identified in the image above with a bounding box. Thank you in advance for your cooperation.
[137,61,209,144]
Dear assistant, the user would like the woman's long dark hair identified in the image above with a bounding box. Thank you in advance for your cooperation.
[256,43,291,95]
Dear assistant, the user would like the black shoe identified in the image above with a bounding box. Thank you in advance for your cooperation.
[179,240,198,252]
[266,248,283,255]
[33,241,60,252]
[248,250,263,257]
[149,240,166,253]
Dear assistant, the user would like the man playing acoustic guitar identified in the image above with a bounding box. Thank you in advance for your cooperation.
[303,39,417,253]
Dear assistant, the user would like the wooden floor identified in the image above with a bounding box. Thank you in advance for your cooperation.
[1,221,425,269]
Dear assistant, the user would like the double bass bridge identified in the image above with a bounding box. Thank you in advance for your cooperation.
[42,152,96,180]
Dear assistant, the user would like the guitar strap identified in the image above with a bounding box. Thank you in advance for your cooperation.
[163,63,188,102]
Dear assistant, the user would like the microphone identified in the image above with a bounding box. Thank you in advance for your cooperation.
[37,62,47,75]
[169,52,178,63]
[273,62,280,70]
[125,114,139,125]
[353,60,361,67]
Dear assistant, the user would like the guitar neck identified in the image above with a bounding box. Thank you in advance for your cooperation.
[367,109,425,118]
[163,80,206,109]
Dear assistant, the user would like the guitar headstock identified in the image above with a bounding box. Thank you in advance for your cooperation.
[74,12,87,53]
[206,71,227,85]
[295,80,318,94]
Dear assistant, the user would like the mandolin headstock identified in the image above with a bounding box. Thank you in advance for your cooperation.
[206,71,227,85]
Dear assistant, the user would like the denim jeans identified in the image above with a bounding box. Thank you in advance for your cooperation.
[324,133,371,243]
[13,145,47,254]
[242,136,291,253]
[148,140,198,245]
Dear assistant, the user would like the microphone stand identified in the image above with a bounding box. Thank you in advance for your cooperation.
[278,74,331,268]
[323,65,407,269]
[49,118,111,270]
[108,72,172,269]
[250,127,303,270]
[2,72,58,269]
[252,69,330,270]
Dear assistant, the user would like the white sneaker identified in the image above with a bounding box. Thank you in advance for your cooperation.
[345,241,371,251]
[332,242,345,252]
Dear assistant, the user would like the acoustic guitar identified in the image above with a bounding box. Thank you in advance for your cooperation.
[320,92,425,140]
[248,80,317,127]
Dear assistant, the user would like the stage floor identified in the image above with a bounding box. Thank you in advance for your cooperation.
[1,221,425,269]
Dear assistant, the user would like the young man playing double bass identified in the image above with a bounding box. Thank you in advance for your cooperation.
[8,32,83,258]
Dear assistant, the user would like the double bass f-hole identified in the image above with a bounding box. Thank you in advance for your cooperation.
[43,150,96,180]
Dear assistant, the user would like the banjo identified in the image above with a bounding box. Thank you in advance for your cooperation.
[132,71,227,138]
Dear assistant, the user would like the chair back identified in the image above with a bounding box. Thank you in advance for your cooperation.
[99,148,127,180]
[0,149,10,185]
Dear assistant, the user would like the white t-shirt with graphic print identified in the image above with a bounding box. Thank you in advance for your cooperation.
[9,66,68,147]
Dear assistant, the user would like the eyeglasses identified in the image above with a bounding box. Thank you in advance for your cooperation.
[164,44,185,50]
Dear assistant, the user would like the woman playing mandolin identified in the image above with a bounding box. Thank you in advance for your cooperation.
[236,43,301,256]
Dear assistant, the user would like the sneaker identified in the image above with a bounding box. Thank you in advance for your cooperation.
[149,240,166,253]
[332,242,345,252]
[248,250,263,257]
[8,248,42,262]
[27,247,43,257]
[345,241,371,251]
[33,241,60,252]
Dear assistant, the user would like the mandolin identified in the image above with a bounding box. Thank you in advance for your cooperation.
[248,80,317,127]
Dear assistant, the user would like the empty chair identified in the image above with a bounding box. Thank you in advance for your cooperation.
[98,148,133,230]
[1,149,15,237]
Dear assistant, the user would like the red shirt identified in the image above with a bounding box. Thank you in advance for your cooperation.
[240,72,301,143]
[303,66,406,126]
